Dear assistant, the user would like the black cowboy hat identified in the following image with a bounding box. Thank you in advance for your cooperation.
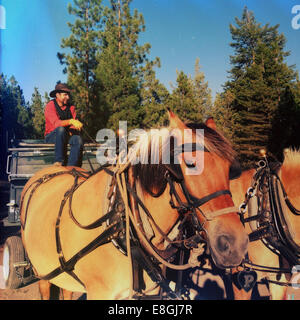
[49,83,72,98]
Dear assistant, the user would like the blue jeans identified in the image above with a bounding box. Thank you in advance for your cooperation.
[45,127,83,166]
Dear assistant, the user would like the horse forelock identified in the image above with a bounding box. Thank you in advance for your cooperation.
[130,123,236,195]
[130,128,170,195]
[128,128,171,166]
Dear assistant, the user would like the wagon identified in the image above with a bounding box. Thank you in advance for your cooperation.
[2,139,101,289]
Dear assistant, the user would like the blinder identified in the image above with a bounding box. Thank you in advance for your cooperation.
[164,142,207,181]
[166,142,241,182]
[163,142,237,224]
[163,163,183,181]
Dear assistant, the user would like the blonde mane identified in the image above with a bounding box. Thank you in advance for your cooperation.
[127,123,236,166]
[282,148,300,168]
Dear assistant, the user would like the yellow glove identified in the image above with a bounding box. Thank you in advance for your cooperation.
[69,119,83,130]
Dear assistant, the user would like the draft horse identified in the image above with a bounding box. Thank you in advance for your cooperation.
[20,111,248,299]
[230,148,300,300]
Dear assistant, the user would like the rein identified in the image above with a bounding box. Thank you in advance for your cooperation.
[114,161,237,299]
[20,147,239,299]
[113,154,240,295]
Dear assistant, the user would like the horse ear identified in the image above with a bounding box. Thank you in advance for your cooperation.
[167,108,186,131]
[205,117,217,131]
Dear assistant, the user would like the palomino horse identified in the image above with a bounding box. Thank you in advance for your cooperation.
[20,111,248,300]
[230,148,300,300]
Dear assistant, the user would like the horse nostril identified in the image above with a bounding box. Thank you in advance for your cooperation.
[217,235,230,253]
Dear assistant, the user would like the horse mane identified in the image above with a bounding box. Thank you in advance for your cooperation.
[185,122,236,163]
[282,148,300,168]
[131,122,236,196]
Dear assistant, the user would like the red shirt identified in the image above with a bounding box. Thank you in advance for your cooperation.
[44,100,77,136]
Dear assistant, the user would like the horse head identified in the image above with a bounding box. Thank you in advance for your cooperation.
[167,112,248,268]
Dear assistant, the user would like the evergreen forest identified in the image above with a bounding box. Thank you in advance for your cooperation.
[1,2,300,171]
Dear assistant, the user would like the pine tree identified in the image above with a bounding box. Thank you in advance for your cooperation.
[30,87,45,139]
[17,103,33,139]
[269,86,300,161]
[44,92,50,105]
[96,0,157,132]
[210,90,237,142]
[0,75,33,143]
[292,77,300,106]
[0,74,8,176]
[168,59,212,123]
[140,60,170,128]
[192,58,212,119]
[169,70,197,122]
[57,0,104,137]
[224,7,297,167]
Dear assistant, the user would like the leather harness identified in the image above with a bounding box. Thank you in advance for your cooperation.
[20,155,237,298]
[238,160,300,288]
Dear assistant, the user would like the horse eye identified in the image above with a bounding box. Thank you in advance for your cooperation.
[184,160,196,168]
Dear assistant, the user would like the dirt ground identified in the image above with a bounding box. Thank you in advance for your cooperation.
[0,179,299,300]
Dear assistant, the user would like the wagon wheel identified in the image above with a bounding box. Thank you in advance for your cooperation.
[2,236,25,289]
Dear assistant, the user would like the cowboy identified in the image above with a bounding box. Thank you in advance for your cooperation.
[44,83,83,166]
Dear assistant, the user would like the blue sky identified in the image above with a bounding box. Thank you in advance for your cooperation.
[1,0,300,103]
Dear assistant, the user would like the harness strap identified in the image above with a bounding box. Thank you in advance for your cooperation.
[37,221,122,281]
[167,173,237,222]
[203,206,239,221]
[274,173,300,216]
[126,183,179,245]
[116,171,195,272]
[20,169,91,229]
[285,197,300,216]
[21,166,122,285]
[189,189,232,208]
[240,163,300,279]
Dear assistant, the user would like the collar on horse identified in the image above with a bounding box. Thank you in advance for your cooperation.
[239,159,300,281]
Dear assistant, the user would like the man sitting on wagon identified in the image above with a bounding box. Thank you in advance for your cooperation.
[44,83,83,167]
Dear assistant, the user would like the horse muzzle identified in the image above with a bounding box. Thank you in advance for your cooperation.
[208,231,249,269]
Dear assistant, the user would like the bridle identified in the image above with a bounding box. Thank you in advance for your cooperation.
[115,144,240,299]
[123,159,237,254]
[19,139,240,299]
[164,169,236,233]
[164,142,238,233]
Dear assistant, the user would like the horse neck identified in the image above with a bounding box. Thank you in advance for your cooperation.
[279,164,300,201]
[279,164,300,236]
[128,167,180,249]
